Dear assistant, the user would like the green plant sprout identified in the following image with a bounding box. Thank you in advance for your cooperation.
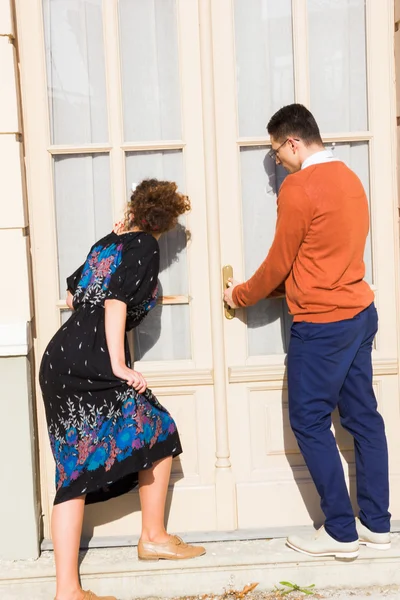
[275,581,316,596]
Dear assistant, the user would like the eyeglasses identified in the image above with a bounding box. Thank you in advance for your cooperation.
[268,138,299,161]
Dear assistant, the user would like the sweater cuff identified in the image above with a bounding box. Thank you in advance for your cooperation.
[232,284,245,307]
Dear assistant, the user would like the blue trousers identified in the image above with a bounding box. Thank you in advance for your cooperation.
[287,303,390,542]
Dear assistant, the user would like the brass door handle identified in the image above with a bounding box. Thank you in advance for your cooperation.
[222,265,235,320]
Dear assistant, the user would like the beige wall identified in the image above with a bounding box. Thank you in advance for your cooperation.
[0,356,40,560]
[396,0,400,219]
[0,0,39,560]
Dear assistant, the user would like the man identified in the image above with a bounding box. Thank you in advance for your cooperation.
[224,103,390,559]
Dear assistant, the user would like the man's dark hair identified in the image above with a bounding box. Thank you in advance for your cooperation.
[267,103,323,146]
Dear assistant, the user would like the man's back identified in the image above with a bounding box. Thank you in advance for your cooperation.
[284,161,374,322]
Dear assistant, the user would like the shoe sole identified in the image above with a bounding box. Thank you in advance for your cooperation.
[138,551,206,561]
[359,540,391,550]
[286,540,359,559]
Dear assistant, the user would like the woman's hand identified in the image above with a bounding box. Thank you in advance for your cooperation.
[104,299,147,392]
[112,363,147,394]
[113,219,126,234]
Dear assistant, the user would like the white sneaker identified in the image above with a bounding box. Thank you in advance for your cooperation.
[287,526,359,559]
[356,518,391,550]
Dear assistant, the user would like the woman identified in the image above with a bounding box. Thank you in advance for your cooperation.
[40,179,205,600]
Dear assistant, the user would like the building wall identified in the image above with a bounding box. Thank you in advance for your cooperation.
[396,0,400,222]
[0,0,39,560]
[0,0,399,560]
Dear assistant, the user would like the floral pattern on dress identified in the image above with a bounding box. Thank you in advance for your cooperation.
[126,284,159,330]
[49,388,176,492]
[75,242,123,306]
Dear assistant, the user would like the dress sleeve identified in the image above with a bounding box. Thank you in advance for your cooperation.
[66,264,84,294]
[106,235,160,305]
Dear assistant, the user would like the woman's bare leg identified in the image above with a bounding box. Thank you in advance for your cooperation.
[139,456,172,543]
[52,496,85,600]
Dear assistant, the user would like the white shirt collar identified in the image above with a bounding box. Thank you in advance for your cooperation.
[301,149,341,170]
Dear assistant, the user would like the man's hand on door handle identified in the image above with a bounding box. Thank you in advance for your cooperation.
[223,278,241,309]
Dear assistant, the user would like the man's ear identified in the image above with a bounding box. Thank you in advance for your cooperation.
[289,138,299,154]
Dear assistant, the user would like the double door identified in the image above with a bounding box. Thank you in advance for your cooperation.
[16,0,400,541]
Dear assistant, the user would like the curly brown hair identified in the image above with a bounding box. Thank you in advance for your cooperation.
[125,179,191,234]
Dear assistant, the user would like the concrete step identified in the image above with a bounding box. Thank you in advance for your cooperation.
[2,532,400,600]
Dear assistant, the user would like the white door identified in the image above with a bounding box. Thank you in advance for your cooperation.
[16,0,221,542]
[213,0,400,529]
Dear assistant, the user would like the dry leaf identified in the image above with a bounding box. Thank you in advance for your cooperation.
[237,583,259,598]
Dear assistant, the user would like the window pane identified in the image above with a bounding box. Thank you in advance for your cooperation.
[125,150,191,361]
[43,0,108,145]
[60,309,72,325]
[119,0,181,142]
[54,154,112,296]
[234,0,294,137]
[308,0,368,132]
[240,146,291,356]
[326,141,373,283]
[125,150,188,295]
[134,305,191,361]
[126,150,185,190]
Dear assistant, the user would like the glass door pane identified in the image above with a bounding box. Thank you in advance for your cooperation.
[326,141,373,283]
[308,0,368,132]
[119,0,182,142]
[43,0,108,144]
[233,0,294,137]
[233,0,294,355]
[125,150,191,361]
[125,150,188,296]
[240,146,291,356]
[53,153,112,296]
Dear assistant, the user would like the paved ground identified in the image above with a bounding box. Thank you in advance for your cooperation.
[159,586,400,600]
[321,590,400,599]
[3,535,400,599]
[268,588,400,599]
[264,587,400,598]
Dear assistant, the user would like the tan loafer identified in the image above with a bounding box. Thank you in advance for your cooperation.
[138,534,206,560]
[55,592,117,600]
[81,591,117,600]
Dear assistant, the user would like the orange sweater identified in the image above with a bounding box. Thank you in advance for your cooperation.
[232,162,374,323]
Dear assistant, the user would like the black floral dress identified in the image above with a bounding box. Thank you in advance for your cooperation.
[39,231,182,505]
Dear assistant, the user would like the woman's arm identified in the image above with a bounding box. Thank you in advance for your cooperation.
[104,298,147,393]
